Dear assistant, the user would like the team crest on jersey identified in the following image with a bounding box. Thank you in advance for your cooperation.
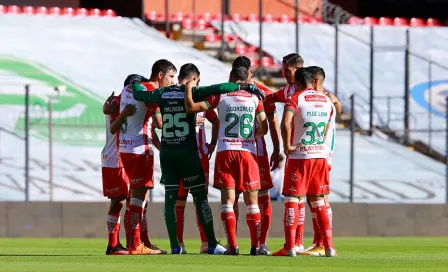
[162,92,184,99]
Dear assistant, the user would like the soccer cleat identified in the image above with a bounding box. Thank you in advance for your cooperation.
[208,243,226,255]
[302,245,325,256]
[148,244,167,254]
[129,244,163,255]
[106,245,129,255]
[117,243,128,251]
[325,247,337,257]
[250,247,257,256]
[272,247,296,257]
[256,244,272,256]
[180,245,187,254]
[171,246,185,254]
[295,244,305,254]
[200,243,208,254]
[223,246,240,255]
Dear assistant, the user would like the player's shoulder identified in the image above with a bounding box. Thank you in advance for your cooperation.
[142,82,157,91]
[254,81,273,95]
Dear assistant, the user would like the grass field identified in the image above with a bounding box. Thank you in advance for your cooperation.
[0,237,447,272]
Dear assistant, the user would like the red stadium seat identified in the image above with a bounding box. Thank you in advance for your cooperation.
[279,14,291,23]
[363,17,378,25]
[89,8,101,17]
[23,6,36,15]
[201,12,212,22]
[246,45,257,53]
[0,5,5,15]
[205,34,220,42]
[197,18,207,30]
[146,11,157,21]
[49,7,61,16]
[261,56,274,67]
[76,8,88,17]
[250,58,260,67]
[347,17,362,25]
[36,6,48,15]
[102,9,116,17]
[264,14,275,22]
[7,5,21,14]
[214,13,229,21]
[410,18,425,27]
[63,7,75,16]
[247,13,259,22]
[157,13,166,22]
[393,17,408,26]
[231,13,242,22]
[379,17,393,26]
[426,18,441,26]
[309,17,323,24]
[298,16,311,24]
[234,44,247,55]
[170,12,183,22]
[181,17,193,29]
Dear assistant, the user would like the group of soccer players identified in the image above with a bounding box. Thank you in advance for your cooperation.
[100,53,341,257]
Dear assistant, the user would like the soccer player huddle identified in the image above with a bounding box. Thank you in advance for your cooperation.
[101,53,342,257]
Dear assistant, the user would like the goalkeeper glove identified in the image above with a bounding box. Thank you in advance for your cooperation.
[124,74,149,87]
[238,83,266,101]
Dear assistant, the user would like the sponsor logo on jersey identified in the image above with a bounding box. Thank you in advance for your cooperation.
[288,186,296,192]
[227,91,253,97]
[120,139,134,145]
[305,94,327,102]
[222,139,255,144]
[184,174,200,182]
[162,91,184,99]
[245,180,259,187]
[299,145,325,152]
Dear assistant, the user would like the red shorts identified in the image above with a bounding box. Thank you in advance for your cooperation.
[214,150,260,193]
[257,154,273,191]
[282,158,329,197]
[120,153,154,189]
[102,167,129,198]
[178,155,209,198]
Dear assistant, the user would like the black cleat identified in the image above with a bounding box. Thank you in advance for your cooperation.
[250,247,257,256]
[224,247,240,255]
[106,244,129,255]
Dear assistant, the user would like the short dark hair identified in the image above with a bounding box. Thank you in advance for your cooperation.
[294,67,314,86]
[178,63,200,81]
[307,66,326,80]
[232,56,251,70]
[230,66,248,82]
[150,59,177,78]
[282,53,304,67]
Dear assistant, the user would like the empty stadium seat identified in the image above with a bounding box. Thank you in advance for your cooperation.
[426,18,441,26]
[197,18,208,30]
[7,5,21,14]
[347,17,362,25]
[181,17,193,29]
[231,13,242,22]
[250,58,260,67]
[247,13,259,22]
[36,6,48,15]
[410,18,425,27]
[146,11,158,21]
[76,8,88,17]
[23,6,36,15]
[49,7,61,16]
[102,9,117,17]
[0,5,5,14]
[62,7,74,16]
[201,12,212,22]
[279,14,291,23]
[379,17,393,26]
[205,34,220,42]
[246,45,257,53]
[363,17,378,25]
[264,14,275,22]
[309,17,323,24]
[298,17,311,24]
[171,12,184,22]
[261,56,274,67]
[393,17,408,26]
[234,44,247,55]
[89,8,101,17]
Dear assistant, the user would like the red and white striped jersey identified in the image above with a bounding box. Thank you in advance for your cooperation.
[265,83,296,114]
[205,91,264,155]
[325,101,336,166]
[118,83,159,155]
[254,82,273,158]
[284,89,334,160]
[196,109,218,158]
[101,96,120,168]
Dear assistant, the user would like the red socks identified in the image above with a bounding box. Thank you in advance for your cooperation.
[107,212,120,247]
[124,208,131,248]
[284,197,299,250]
[175,205,186,244]
[246,205,261,248]
[311,208,323,246]
[295,200,306,247]
[311,200,334,249]
[258,194,272,245]
[221,204,237,248]
[129,198,144,249]
[141,204,152,247]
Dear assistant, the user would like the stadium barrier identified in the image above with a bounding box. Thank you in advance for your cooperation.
[0,202,447,238]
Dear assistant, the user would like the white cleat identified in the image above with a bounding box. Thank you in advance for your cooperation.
[295,244,305,254]
[211,244,227,255]
[287,248,297,257]
[180,245,187,254]
[257,244,272,255]
[325,247,337,257]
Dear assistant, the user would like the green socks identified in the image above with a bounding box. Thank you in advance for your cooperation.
[164,189,179,248]
[192,189,217,247]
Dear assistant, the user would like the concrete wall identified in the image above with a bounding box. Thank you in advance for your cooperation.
[0,202,447,238]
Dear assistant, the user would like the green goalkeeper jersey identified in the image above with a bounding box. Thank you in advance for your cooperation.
[132,82,240,151]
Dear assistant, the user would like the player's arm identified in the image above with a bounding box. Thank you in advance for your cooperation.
[191,82,240,101]
[151,122,161,151]
[255,111,268,138]
[131,81,161,104]
[325,92,342,114]
[267,112,281,170]
[103,92,119,115]
[205,110,219,158]
[109,104,136,134]
[151,109,163,129]
[281,100,298,155]
[185,79,210,114]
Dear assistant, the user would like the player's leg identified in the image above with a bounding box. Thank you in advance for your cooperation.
[233,192,240,237]
[301,197,324,256]
[294,197,306,253]
[307,159,336,257]
[196,156,210,253]
[102,167,128,255]
[176,181,188,253]
[257,153,274,255]
[238,151,261,256]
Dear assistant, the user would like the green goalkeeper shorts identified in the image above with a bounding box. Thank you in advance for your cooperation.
[160,149,206,193]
